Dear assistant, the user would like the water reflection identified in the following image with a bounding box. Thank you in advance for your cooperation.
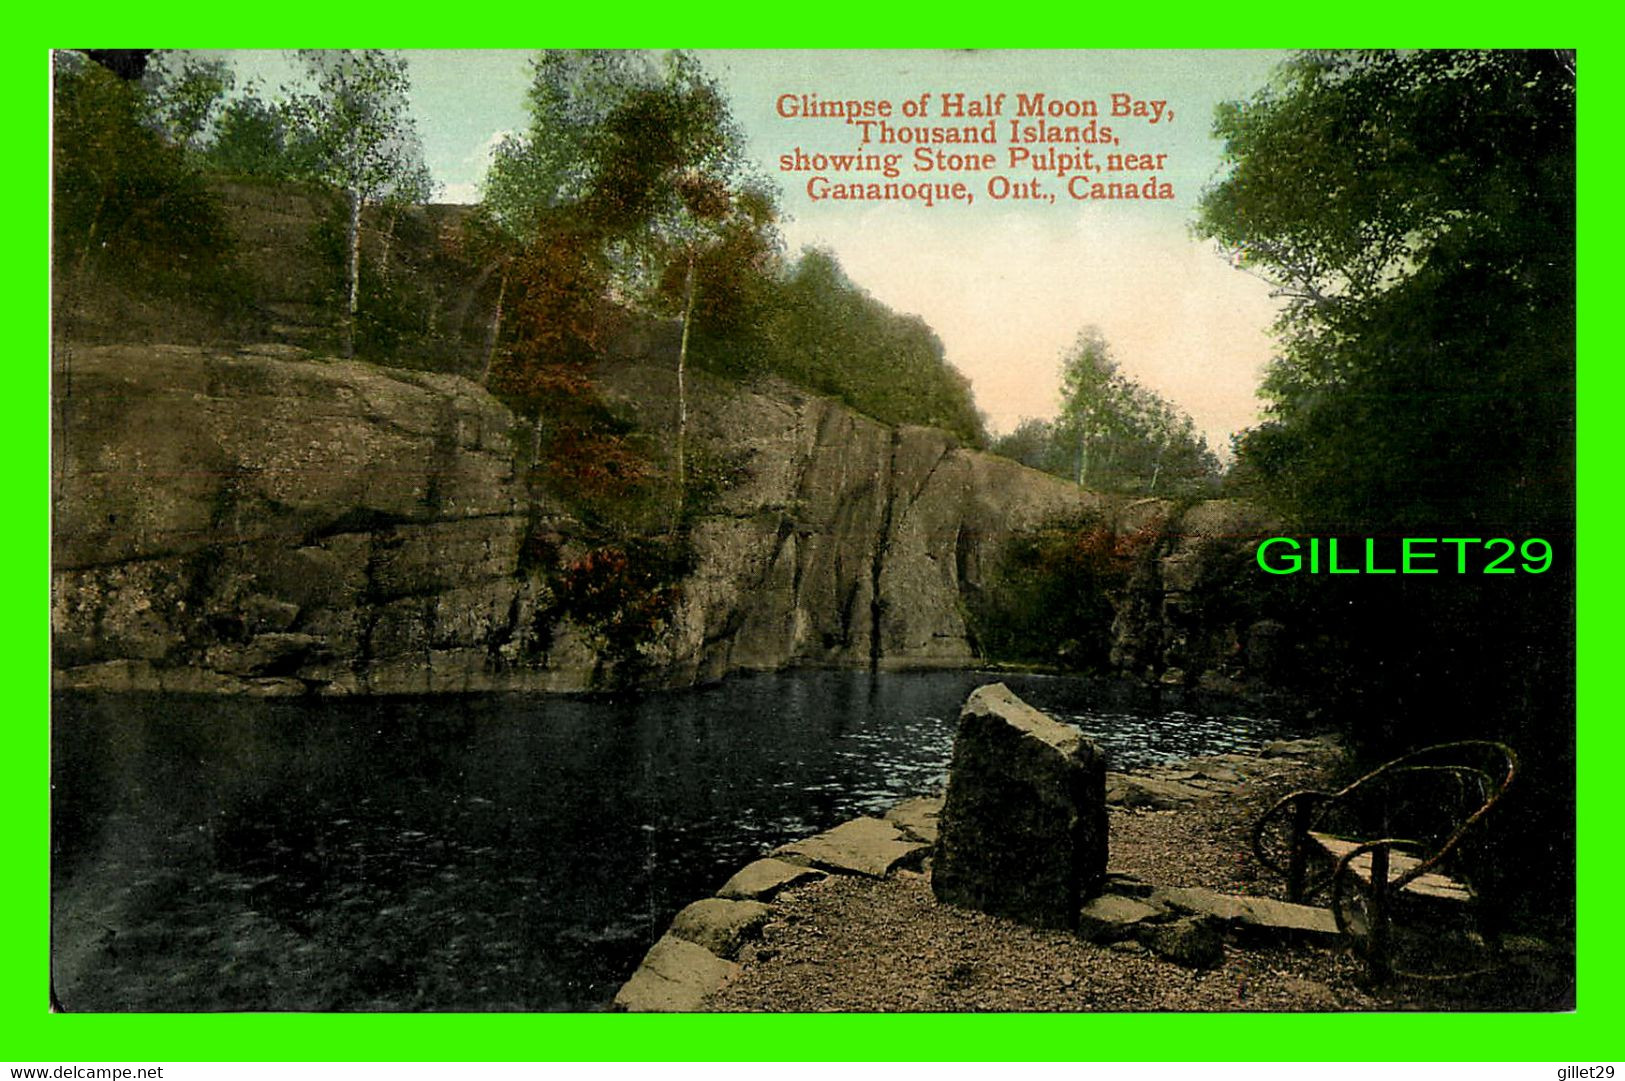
[51,670,1290,1011]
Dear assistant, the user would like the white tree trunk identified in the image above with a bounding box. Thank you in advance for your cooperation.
[673,256,695,527]
[481,269,507,386]
[1074,418,1090,488]
[345,187,363,358]
[379,207,399,274]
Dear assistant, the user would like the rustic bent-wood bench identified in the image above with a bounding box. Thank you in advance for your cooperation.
[1250,739,1519,980]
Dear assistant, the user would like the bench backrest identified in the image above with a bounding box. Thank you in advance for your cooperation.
[1313,740,1519,880]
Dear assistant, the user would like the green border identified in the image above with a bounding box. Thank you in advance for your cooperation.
[17,5,1617,1062]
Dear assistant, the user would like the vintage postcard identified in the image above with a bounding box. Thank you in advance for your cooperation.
[48,48,1575,1025]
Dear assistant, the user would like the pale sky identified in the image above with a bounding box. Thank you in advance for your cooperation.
[206,49,1292,452]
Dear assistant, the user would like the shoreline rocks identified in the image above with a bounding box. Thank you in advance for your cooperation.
[614,704,1347,1010]
[614,810,935,1012]
[775,817,931,879]
[693,726,1571,1012]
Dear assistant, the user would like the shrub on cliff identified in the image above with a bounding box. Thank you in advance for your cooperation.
[530,536,693,689]
[53,52,233,300]
[966,517,1152,669]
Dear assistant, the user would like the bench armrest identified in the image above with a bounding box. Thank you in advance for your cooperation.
[1251,789,1332,878]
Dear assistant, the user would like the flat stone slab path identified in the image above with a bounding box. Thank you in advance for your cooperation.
[618,814,931,1011]
[616,730,1383,1011]
[669,898,773,958]
[1106,773,1209,808]
[1151,885,1341,938]
[884,796,942,845]
[716,858,826,901]
[613,934,741,1013]
[774,816,930,878]
[1077,894,1165,942]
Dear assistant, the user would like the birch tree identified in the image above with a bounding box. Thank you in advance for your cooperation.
[1056,328,1117,488]
[476,50,660,382]
[284,50,433,358]
[586,55,753,523]
[139,51,235,156]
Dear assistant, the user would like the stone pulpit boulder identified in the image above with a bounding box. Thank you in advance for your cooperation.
[931,683,1109,928]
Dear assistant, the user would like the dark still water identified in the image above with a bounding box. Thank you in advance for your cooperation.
[51,670,1291,1012]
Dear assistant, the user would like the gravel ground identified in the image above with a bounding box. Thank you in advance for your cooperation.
[705,750,1575,1013]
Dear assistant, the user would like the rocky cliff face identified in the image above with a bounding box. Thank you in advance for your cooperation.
[52,345,1110,695]
[1104,497,1290,697]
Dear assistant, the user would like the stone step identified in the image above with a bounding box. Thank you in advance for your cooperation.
[884,795,944,845]
[668,897,773,959]
[1150,885,1340,939]
[774,816,930,878]
[613,934,740,1013]
[1077,893,1166,943]
[716,857,826,901]
[1105,773,1210,809]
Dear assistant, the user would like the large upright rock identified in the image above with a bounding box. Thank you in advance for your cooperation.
[932,683,1108,928]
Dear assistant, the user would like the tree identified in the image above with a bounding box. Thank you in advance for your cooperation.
[990,418,1064,475]
[139,51,235,156]
[752,248,986,446]
[205,90,304,179]
[1197,49,1574,533]
[482,50,661,244]
[52,51,229,292]
[682,181,785,377]
[1055,328,1118,487]
[479,52,722,509]
[1195,51,1576,909]
[484,51,991,486]
[283,50,434,358]
[585,54,759,523]
[993,328,1218,496]
[475,50,692,385]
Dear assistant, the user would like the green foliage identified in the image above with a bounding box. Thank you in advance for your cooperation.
[1198,50,1574,534]
[484,53,983,449]
[482,50,663,245]
[479,49,756,301]
[301,207,436,358]
[582,53,750,289]
[1058,327,1116,439]
[1196,50,1575,913]
[477,52,770,683]
[988,418,1062,474]
[282,51,434,207]
[139,52,235,156]
[696,247,987,446]
[584,56,737,224]
[205,92,307,180]
[52,52,232,292]
[990,328,1220,496]
[280,51,434,357]
[352,256,426,357]
[965,518,1149,668]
